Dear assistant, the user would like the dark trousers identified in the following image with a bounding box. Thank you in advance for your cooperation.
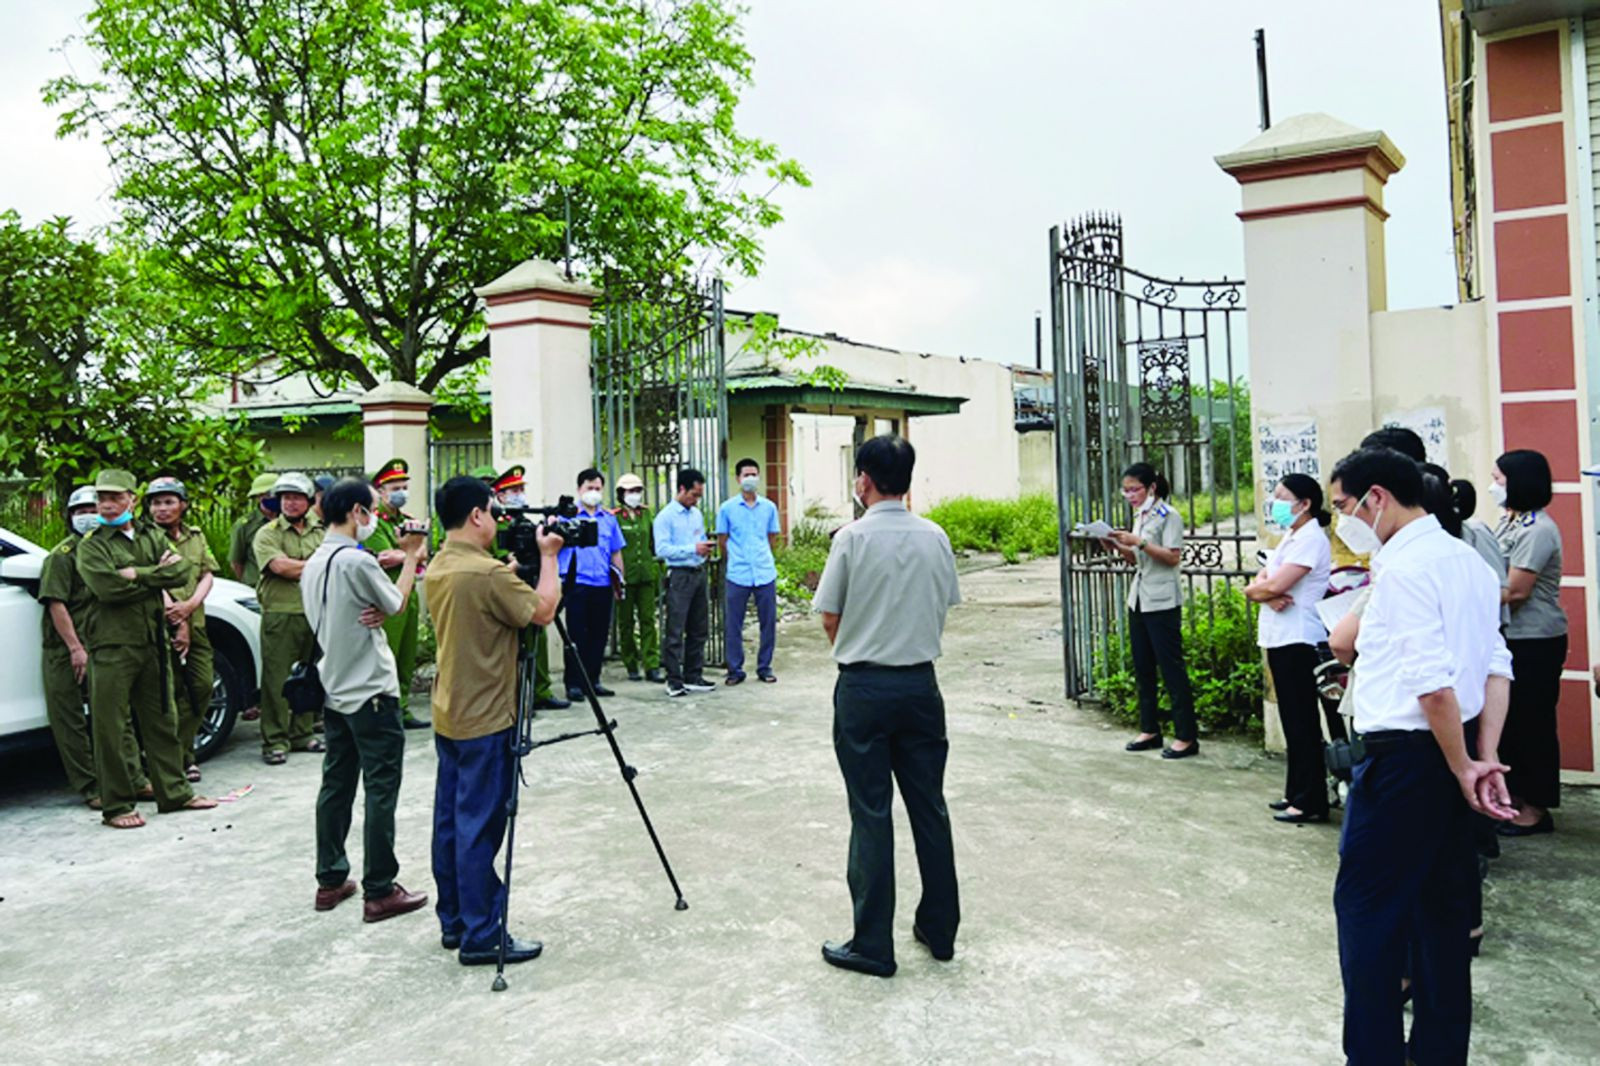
[1335,722,1478,1066]
[1128,607,1196,742]
[832,663,960,963]
[315,695,405,899]
[1268,643,1328,815]
[432,728,515,952]
[1503,634,1566,810]
[725,581,777,677]
[662,568,709,685]
[563,583,614,695]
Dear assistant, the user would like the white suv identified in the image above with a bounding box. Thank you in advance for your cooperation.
[0,525,263,763]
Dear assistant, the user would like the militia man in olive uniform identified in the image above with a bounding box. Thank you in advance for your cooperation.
[489,465,568,710]
[254,471,327,763]
[363,458,429,728]
[613,473,663,682]
[76,468,217,828]
[230,472,280,585]
[39,486,147,808]
[146,476,220,783]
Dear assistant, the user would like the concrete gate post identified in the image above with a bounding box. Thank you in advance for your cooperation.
[357,381,435,513]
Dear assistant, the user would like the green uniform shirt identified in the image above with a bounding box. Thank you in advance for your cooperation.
[361,502,411,585]
[163,522,221,631]
[253,514,326,614]
[39,535,93,652]
[75,521,195,649]
[229,511,269,587]
[613,505,659,584]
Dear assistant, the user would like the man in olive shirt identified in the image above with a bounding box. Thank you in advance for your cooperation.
[253,471,327,764]
[146,476,219,780]
[76,468,218,828]
[229,472,279,585]
[613,472,663,682]
[426,476,561,966]
[813,436,963,978]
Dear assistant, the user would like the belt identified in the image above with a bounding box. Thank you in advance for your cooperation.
[668,566,704,572]
[1361,718,1477,756]
[838,661,933,673]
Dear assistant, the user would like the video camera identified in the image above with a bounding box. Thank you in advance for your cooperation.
[495,495,600,574]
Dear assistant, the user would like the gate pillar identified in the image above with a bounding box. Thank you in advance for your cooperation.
[358,381,435,513]
[476,259,601,504]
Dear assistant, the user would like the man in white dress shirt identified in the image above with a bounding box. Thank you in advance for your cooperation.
[1327,447,1518,1066]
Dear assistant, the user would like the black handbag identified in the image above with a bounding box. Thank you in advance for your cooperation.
[282,545,352,715]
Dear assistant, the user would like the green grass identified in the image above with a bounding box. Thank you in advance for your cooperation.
[924,493,1060,564]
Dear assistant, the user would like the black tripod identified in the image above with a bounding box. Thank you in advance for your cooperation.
[491,606,688,992]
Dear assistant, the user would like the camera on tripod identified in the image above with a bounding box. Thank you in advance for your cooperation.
[495,495,600,572]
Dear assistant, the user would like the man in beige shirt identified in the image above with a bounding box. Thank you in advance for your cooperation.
[813,435,962,978]
[425,475,560,967]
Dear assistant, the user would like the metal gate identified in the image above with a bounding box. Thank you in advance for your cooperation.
[1049,214,1253,698]
[591,280,729,666]
[429,438,493,485]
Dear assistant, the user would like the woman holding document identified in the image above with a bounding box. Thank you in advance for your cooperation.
[1245,474,1334,824]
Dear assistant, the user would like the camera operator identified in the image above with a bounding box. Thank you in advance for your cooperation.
[425,475,561,966]
[303,477,429,924]
[557,468,627,701]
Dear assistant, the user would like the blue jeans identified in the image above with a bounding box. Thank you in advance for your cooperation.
[724,581,777,677]
[432,728,515,952]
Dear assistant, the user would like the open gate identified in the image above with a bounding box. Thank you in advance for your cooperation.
[1049,214,1254,698]
[591,280,729,666]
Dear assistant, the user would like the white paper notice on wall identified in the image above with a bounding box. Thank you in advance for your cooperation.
[1258,421,1321,513]
[1381,408,1448,467]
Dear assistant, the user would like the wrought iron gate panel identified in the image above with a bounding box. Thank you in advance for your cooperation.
[1050,214,1253,699]
[591,280,729,667]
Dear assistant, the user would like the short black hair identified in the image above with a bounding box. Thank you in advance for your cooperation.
[1497,449,1553,512]
[735,457,760,476]
[577,467,604,488]
[322,477,376,527]
[678,467,705,492]
[1329,447,1424,508]
[856,435,914,495]
[1361,427,1427,464]
[436,475,493,530]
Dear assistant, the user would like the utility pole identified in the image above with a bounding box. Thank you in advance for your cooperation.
[1255,29,1272,132]
[1034,311,1043,371]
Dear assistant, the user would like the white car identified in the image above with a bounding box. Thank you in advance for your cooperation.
[0,525,263,763]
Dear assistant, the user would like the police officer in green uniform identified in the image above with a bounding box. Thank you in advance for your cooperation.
[612,472,663,682]
[230,472,280,585]
[488,465,569,710]
[363,458,429,728]
[254,471,327,763]
[146,476,220,781]
[39,486,147,808]
[75,468,218,829]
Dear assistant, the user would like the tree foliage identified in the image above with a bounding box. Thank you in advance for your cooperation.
[0,211,263,497]
[47,0,808,396]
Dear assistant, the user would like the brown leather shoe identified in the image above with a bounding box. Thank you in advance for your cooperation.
[315,880,357,912]
[363,883,429,924]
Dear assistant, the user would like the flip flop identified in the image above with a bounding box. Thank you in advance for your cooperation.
[296,739,327,754]
[263,751,288,766]
[185,765,202,783]
[177,796,218,811]
[85,796,102,810]
[103,811,146,829]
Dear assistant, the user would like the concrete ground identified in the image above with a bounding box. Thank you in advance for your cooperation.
[1,557,1596,1066]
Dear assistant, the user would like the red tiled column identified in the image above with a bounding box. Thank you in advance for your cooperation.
[762,404,790,536]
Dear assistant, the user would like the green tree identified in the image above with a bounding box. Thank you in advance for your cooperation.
[0,211,264,497]
[47,0,807,396]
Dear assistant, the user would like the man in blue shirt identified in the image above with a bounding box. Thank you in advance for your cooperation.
[557,468,627,701]
[652,468,717,698]
[716,457,782,684]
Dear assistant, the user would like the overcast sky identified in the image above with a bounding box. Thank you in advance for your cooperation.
[1,1,1457,369]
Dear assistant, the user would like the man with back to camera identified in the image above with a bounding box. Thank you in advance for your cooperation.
[302,477,430,923]
[716,457,782,685]
[652,468,717,698]
[425,475,562,966]
[812,436,962,977]
[1327,446,1517,1064]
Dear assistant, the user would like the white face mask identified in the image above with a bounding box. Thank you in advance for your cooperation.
[1334,492,1384,556]
[355,508,378,542]
[71,513,97,536]
[740,475,760,493]
[386,489,408,509]
[1489,481,1508,508]
[623,492,644,509]
[580,490,603,508]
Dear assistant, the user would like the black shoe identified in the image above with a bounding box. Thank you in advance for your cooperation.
[1161,741,1200,760]
[442,932,462,951]
[646,669,665,683]
[725,673,746,686]
[401,713,430,731]
[592,685,615,698]
[1124,735,1163,752]
[459,937,544,966]
[912,924,954,962]
[821,940,896,977]
[627,670,643,682]
[567,688,585,702]
[535,696,571,710]
[1274,809,1329,824]
[1268,799,1292,811]
[666,684,688,698]
[1497,812,1554,837]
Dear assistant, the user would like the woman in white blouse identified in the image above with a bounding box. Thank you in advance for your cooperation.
[1245,474,1334,824]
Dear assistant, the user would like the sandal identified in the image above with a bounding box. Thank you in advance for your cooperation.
[136,784,156,800]
[758,673,777,684]
[103,811,146,829]
[85,796,102,811]
[176,796,218,811]
[296,739,326,754]
[185,765,202,783]
[263,751,288,765]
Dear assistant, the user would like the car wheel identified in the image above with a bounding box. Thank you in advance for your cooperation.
[194,642,246,763]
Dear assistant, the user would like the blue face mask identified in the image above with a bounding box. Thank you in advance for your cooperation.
[1270,499,1296,529]
[263,497,282,515]
[97,509,133,528]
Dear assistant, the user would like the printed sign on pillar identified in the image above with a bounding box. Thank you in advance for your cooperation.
[1258,420,1321,521]
[1380,408,1448,467]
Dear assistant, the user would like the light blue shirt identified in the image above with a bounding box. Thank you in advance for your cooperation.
[556,506,626,587]
[653,499,708,569]
[716,494,780,587]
